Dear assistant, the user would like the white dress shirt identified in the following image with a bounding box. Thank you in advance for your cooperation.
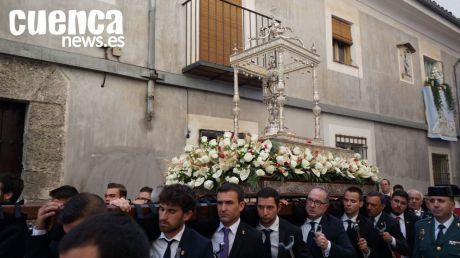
[341,214,358,231]
[434,214,454,240]
[256,216,280,258]
[211,218,241,254]
[151,225,185,258]
[391,213,407,258]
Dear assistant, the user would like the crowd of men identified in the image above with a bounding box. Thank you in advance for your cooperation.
[1,174,460,258]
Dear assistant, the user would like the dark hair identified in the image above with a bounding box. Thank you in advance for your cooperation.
[0,175,24,203]
[392,190,409,202]
[345,186,364,201]
[107,183,127,198]
[218,183,244,202]
[59,213,150,258]
[158,184,196,212]
[139,186,153,194]
[59,193,107,225]
[393,184,404,191]
[257,187,280,205]
[367,191,385,204]
[380,179,390,185]
[49,185,79,200]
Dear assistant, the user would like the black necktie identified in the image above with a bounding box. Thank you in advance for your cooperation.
[346,219,353,232]
[436,224,445,243]
[163,239,176,258]
[263,229,273,258]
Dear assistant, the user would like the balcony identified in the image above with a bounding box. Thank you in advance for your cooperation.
[182,0,277,87]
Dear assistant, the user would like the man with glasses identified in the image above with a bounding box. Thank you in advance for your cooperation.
[389,190,419,258]
[300,187,355,258]
[412,185,460,258]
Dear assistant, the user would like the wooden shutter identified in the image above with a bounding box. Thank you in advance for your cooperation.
[332,16,352,45]
[199,0,242,66]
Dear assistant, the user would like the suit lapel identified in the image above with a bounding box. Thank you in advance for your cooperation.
[178,226,190,257]
[277,219,286,258]
[229,223,245,258]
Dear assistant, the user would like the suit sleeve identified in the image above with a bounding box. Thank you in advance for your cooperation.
[389,219,411,256]
[199,239,214,258]
[328,222,357,258]
[293,226,313,258]
[25,234,52,258]
[411,221,422,258]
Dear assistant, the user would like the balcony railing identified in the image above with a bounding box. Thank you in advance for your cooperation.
[182,0,277,85]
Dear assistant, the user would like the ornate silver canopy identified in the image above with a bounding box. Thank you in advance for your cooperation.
[230,18,322,140]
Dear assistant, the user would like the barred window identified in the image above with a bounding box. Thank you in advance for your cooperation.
[335,134,367,159]
[432,153,450,185]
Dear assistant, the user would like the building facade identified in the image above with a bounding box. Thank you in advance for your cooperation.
[0,0,458,200]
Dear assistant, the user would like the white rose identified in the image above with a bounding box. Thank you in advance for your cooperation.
[293,146,301,155]
[237,139,245,147]
[223,138,231,146]
[263,140,273,150]
[265,165,275,174]
[301,159,310,169]
[201,136,208,143]
[233,167,240,174]
[209,150,218,159]
[184,145,193,152]
[204,180,214,190]
[239,169,250,181]
[187,180,196,188]
[195,177,205,187]
[226,176,239,184]
[276,156,285,164]
[243,153,254,162]
[290,160,298,168]
[315,162,323,170]
[278,146,287,154]
[171,157,179,165]
[253,160,262,168]
[209,139,217,146]
[199,155,210,164]
[353,153,362,160]
[259,151,269,161]
[224,132,232,138]
[255,169,265,176]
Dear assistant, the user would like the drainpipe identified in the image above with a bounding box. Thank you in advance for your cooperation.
[146,0,157,121]
[454,58,460,126]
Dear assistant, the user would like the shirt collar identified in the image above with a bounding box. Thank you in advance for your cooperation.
[342,213,358,222]
[306,216,322,224]
[435,214,455,230]
[159,224,185,242]
[373,212,383,223]
[391,213,405,221]
[218,217,241,234]
[257,216,279,232]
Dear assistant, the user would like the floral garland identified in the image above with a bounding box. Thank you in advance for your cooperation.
[165,132,379,191]
[426,68,455,112]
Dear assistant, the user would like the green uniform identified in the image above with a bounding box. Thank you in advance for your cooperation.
[412,215,460,258]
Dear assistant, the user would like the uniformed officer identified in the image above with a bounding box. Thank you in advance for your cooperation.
[412,185,460,258]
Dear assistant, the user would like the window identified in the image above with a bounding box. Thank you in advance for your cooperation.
[332,16,353,65]
[335,134,367,159]
[423,56,443,82]
[432,153,450,184]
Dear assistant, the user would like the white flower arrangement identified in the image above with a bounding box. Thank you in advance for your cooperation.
[165,132,379,190]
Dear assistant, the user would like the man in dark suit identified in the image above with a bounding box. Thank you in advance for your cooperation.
[365,191,410,258]
[340,187,376,258]
[0,175,27,258]
[151,184,213,258]
[211,183,266,258]
[300,187,355,258]
[413,185,460,258]
[389,190,419,258]
[255,187,312,258]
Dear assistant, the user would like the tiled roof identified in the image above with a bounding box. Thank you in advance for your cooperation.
[415,0,460,28]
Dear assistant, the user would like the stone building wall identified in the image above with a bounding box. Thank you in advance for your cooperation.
[0,55,69,200]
